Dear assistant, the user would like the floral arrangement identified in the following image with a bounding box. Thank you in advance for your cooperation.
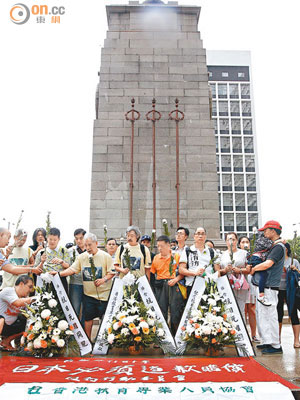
[181,278,236,353]
[104,273,165,352]
[162,218,170,237]
[19,284,77,357]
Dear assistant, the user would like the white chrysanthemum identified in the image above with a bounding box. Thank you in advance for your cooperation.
[39,333,47,340]
[52,335,59,342]
[41,309,51,319]
[107,333,115,344]
[113,322,121,331]
[146,309,156,318]
[147,318,155,326]
[58,320,68,331]
[121,328,129,336]
[162,219,167,224]
[202,326,211,335]
[57,339,65,348]
[157,328,164,337]
[48,299,57,308]
[40,273,53,284]
[53,328,61,336]
[27,341,33,349]
[122,273,136,286]
[139,321,149,329]
[33,338,41,349]
[65,330,74,336]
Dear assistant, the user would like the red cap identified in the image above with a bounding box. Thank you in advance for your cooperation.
[258,220,282,231]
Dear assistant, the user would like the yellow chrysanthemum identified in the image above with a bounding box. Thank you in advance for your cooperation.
[142,327,150,335]
[134,336,142,342]
[129,323,135,330]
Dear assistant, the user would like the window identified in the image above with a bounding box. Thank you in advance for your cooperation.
[229,84,239,98]
[219,101,228,116]
[222,174,232,191]
[232,137,242,153]
[208,71,213,77]
[246,174,256,191]
[213,119,218,134]
[220,137,230,153]
[231,119,241,134]
[242,101,251,116]
[218,193,222,211]
[215,136,219,153]
[234,174,244,191]
[219,119,229,134]
[221,155,231,171]
[236,214,247,232]
[212,101,217,116]
[230,101,240,116]
[244,137,254,153]
[216,155,220,172]
[235,193,245,211]
[222,72,229,78]
[224,213,234,231]
[241,84,250,98]
[248,213,259,231]
[218,84,227,98]
[238,72,245,78]
[210,83,216,98]
[247,194,258,211]
[223,193,233,211]
[245,155,255,172]
[243,119,253,134]
[233,155,243,172]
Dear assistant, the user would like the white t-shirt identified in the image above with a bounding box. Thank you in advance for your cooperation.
[0,287,20,325]
[219,249,248,269]
[179,245,212,286]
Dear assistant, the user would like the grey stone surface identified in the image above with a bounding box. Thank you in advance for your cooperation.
[90,2,220,240]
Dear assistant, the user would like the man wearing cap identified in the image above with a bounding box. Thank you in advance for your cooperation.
[141,234,155,262]
[250,220,285,355]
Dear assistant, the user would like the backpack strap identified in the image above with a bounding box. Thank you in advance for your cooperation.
[208,247,215,260]
[140,243,146,265]
[119,244,124,260]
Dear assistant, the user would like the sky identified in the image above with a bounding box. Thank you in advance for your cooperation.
[1,0,300,245]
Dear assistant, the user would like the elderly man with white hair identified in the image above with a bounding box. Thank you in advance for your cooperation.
[0,227,42,276]
[54,232,114,339]
[114,225,152,280]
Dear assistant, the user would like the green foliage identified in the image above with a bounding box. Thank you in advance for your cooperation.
[287,232,300,262]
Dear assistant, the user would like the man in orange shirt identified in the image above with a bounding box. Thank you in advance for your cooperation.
[151,235,185,335]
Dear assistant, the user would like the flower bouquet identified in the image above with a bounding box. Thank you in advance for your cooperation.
[19,283,77,357]
[181,278,236,355]
[104,273,165,353]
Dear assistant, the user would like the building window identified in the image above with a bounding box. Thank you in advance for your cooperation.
[219,193,222,211]
[247,194,258,211]
[230,101,240,116]
[215,136,219,153]
[208,71,213,77]
[248,213,259,231]
[220,137,230,153]
[241,84,250,99]
[236,213,247,231]
[218,84,227,98]
[238,72,245,78]
[221,155,231,171]
[246,174,256,191]
[235,193,245,211]
[245,155,255,172]
[244,137,254,153]
[233,155,243,172]
[223,193,233,211]
[219,119,229,134]
[234,174,244,191]
[243,119,253,134]
[242,101,251,116]
[232,137,242,153]
[213,119,218,134]
[224,213,234,231]
[229,84,239,98]
[210,83,216,98]
[219,101,228,116]
[216,155,219,172]
[222,72,229,78]
[222,174,232,191]
[231,119,241,134]
[212,101,217,116]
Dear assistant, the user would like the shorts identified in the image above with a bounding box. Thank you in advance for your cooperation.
[0,315,26,337]
[83,294,107,322]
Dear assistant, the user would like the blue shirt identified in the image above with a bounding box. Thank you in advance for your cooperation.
[0,252,9,270]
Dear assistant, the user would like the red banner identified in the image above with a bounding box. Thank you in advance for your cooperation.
[0,357,298,389]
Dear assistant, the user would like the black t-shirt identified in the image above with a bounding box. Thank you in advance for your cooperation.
[267,243,285,264]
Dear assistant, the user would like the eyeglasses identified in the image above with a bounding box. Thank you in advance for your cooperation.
[194,232,206,236]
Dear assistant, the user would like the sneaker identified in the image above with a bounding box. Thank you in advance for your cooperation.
[261,346,283,355]
[252,336,260,343]
[257,297,272,306]
[257,344,271,349]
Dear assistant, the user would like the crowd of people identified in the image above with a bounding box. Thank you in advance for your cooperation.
[0,220,299,355]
